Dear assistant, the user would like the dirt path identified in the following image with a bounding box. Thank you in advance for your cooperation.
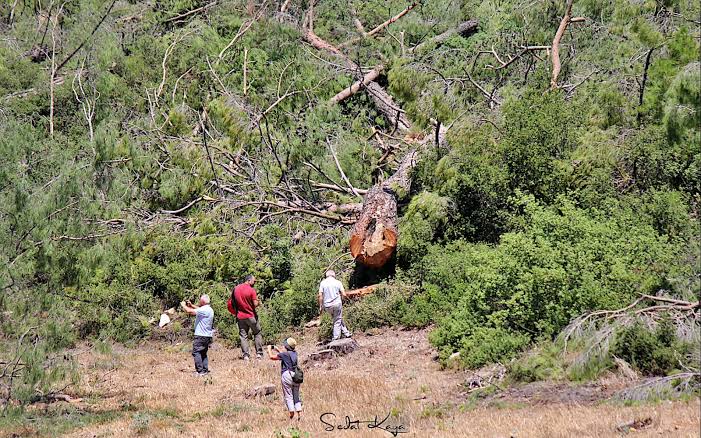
[12,328,700,437]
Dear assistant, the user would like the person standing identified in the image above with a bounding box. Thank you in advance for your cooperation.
[267,338,302,421]
[318,270,352,341]
[232,274,263,360]
[181,295,214,376]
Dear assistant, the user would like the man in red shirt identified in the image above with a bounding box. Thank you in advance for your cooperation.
[232,274,263,360]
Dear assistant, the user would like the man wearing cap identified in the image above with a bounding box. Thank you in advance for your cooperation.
[318,270,352,341]
[181,294,214,376]
[267,338,302,421]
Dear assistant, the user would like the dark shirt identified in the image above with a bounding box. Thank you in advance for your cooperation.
[277,350,297,374]
[233,283,257,319]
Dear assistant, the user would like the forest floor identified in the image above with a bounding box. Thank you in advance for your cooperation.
[5,327,699,438]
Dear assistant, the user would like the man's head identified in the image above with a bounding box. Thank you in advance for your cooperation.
[245,274,256,285]
[325,270,335,278]
[199,294,210,306]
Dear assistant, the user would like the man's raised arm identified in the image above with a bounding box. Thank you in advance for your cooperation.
[181,300,198,315]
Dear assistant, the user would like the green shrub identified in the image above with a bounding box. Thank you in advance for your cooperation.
[508,342,565,383]
[612,318,692,376]
[420,195,683,368]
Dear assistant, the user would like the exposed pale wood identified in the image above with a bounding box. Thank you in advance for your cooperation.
[330,65,383,103]
[341,2,418,47]
[551,0,574,89]
[345,284,378,297]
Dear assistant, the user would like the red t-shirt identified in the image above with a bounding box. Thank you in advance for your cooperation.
[233,283,257,319]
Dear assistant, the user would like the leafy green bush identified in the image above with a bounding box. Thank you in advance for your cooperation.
[418,195,684,368]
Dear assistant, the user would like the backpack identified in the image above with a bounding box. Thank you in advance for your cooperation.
[227,287,238,317]
[291,353,304,384]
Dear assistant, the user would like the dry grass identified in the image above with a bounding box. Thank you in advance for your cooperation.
[21,328,700,438]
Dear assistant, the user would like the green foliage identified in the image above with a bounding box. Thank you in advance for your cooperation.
[612,318,693,376]
[418,195,685,368]
[398,191,449,265]
[500,89,579,201]
[0,0,698,407]
[508,342,565,383]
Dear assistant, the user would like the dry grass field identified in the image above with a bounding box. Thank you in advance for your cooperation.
[6,328,700,438]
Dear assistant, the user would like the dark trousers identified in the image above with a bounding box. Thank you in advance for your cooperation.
[237,317,263,358]
[192,335,212,373]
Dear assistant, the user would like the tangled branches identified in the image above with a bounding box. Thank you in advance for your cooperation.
[557,293,700,372]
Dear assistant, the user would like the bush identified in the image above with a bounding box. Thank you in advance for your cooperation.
[508,342,565,383]
[612,318,692,376]
[419,195,684,368]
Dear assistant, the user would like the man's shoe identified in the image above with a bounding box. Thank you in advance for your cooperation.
[256,354,263,360]
[243,356,250,361]
[344,332,353,338]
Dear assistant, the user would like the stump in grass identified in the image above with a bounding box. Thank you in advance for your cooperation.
[245,384,275,398]
[327,338,359,356]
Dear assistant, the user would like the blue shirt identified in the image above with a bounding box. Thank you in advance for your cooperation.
[278,350,298,374]
[194,305,214,337]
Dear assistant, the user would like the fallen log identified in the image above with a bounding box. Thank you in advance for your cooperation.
[330,65,383,103]
[411,20,479,54]
[345,284,378,297]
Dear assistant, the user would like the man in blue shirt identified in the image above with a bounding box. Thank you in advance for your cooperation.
[181,295,214,376]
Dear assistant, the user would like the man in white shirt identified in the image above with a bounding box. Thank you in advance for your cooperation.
[181,294,214,375]
[318,270,352,341]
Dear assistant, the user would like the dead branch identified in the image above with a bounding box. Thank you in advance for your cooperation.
[218,3,266,60]
[157,30,193,100]
[551,1,585,89]
[340,1,418,48]
[280,0,292,13]
[161,196,218,216]
[327,139,363,199]
[162,1,217,24]
[345,284,378,298]
[243,48,249,96]
[637,46,656,122]
[49,3,61,139]
[312,182,368,195]
[329,64,383,103]
[71,57,99,143]
[55,0,117,74]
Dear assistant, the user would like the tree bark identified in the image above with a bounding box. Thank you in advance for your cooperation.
[303,15,466,268]
[550,0,574,89]
[349,150,417,268]
[411,20,479,54]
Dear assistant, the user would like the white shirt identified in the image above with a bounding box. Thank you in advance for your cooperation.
[319,277,344,307]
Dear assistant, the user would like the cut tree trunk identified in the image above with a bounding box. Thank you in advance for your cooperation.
[303,15,471,269]
[350,150,416,268]
[349,185,398,268]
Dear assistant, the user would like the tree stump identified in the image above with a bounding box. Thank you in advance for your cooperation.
[244,384,275,399]
[306,349,336,363]
[326,338,359,356]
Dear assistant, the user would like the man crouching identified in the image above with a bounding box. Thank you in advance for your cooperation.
[181,295,214,376]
